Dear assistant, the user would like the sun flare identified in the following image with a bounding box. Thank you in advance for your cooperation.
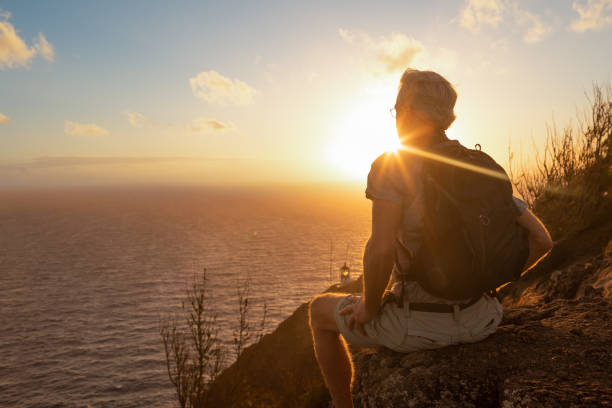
[327,88,401,180]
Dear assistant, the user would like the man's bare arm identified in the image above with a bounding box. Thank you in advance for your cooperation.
[362,199,403,315]
[517,208,553,275]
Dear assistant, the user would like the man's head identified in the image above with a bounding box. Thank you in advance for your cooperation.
[395,68,457,143]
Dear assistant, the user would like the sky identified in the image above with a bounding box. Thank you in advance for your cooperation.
[0,0,611,188]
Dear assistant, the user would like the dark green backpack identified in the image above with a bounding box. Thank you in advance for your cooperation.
[408,140,529,300]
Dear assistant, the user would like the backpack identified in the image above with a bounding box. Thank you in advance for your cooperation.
[406,140,529,300]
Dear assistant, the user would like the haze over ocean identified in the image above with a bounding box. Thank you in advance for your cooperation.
[0,185,370,408]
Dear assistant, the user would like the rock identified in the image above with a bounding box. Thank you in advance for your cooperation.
[206,232,612,408]
[350,296,611,408]
[206,277,363,408]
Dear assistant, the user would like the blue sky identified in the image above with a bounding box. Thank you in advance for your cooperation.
[0,0,611,187]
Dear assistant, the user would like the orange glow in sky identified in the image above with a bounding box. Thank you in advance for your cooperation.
[1,2,611,188]
[327,85,401,179]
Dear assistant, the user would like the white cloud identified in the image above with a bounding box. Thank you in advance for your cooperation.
[124,110,154,128]
[376,33,424,73]
[458,0,552,43]
[339,29,424,74]
[189,117,234,133]
[64,120,109,136]
[189,71,256,105]
[0,113,9,124]
[0,9,55,69]
[0,15,36,69]
[34,33,54,62]
[570,0,612,32]
[459,0,505,32]
[513,5,553,43]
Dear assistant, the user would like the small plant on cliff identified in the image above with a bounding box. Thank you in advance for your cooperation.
[161,270,267,408]
[233,277,268,359]
[160,271,225,408]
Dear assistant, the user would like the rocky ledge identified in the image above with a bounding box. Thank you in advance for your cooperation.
[351,288,610,407]
[208,227,612,408]
[350,236,612,408]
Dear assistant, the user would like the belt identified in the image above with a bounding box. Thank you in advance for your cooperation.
[382,291,483,313]
[407,296,482,313]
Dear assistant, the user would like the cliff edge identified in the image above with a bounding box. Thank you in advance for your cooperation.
[208,220,612,408]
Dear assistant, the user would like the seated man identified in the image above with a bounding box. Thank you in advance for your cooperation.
[308,68,553,408]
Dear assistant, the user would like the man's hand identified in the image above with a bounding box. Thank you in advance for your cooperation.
[339,296,377,336]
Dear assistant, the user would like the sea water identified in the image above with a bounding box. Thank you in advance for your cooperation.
[0,185,370,408]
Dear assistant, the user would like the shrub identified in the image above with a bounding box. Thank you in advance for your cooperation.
[160,270,267,408]
[509,83,611,239]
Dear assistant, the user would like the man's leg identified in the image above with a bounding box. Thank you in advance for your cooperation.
[309,293,354,408]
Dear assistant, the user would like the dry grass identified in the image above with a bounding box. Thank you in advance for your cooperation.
[509,83,611,240]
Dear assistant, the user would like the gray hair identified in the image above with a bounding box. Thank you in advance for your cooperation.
[396,69,457,130]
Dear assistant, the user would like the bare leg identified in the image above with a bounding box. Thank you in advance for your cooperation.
[309,294,355,408]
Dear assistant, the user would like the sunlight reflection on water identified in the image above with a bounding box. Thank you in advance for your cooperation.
[0,186,370,408]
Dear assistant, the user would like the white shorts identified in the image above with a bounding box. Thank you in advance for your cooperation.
[333,282,503,352]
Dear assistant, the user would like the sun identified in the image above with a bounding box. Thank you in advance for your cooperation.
[327,91,400,180]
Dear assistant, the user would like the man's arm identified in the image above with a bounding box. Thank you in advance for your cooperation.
[340,198,403,334]
[517,208,553,275]
[362,199,403,315]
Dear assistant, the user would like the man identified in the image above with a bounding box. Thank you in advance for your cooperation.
[308,68,553,408]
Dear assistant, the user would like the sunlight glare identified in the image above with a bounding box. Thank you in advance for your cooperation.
[327,87,400,180]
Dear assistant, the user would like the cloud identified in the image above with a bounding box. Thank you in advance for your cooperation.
[570,0,612,32]
[0,113,9,124]
[0,156,205,171]
[376,33,424,73]
[0,9,55,69]
[513,6,553,43]
[189,70,257,105]
[64,120,109,136]
[123,110,232,134]
[125,110,154,128]
[0,14,36,68]
[339,29,424,74]
[34,33,54,62]
[123,110,233,134]
[458,0,552,43]
[460,0,505,32]
[189,117,234,133]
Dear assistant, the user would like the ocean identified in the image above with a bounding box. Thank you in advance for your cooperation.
[0,185,371,408]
